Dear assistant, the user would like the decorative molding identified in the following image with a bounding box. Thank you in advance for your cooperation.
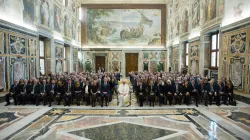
[221,17,250,33]
[0,19,37,37]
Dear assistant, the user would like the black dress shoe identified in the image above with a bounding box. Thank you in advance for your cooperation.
[5,103,10,106]
[196,104,199,107]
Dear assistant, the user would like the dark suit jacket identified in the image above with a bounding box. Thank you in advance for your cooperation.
[101,83,110,96]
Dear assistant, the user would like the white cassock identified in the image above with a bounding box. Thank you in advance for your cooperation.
[118,84,130,107]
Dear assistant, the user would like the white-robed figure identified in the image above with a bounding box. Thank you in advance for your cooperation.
[118,79,130,107]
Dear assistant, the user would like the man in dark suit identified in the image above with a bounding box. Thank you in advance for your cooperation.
[207,79,217,105]
[36,79,47,106]
[5,80,19,106]
[64,79,74,106]
[173,79,183,105]
[190,79,199,107]
[47,79,57,107]
[100,78,110,107]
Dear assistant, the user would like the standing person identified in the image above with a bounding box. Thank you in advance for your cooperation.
[136,80,146,107]
[91,80,99,107]
[100,78,110,107]
[5,80,19,106]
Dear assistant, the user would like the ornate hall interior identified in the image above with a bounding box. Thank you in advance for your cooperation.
[0,0,250,140]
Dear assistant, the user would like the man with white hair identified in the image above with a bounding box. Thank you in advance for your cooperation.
[118,79,130,107]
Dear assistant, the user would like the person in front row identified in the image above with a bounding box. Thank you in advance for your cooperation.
[55,80,65,105]
[29,79,40,105]
[118,79,130,107]
[190,79,199,107]
[207,79,217,105]
[84,81,91,106]
[173,79,183,105]
[5,80,19,106]
[158,80,165,106]
[36,79,47,106]
[225,80,235,105]
[101,78,110,107]
[148,80,156,107]
[74,80,82,106]
[64,79,73,106]
[166,80,174,106]
[47,79,57,107]
[136,80,146,107]
[182,81,191,106]
[91,80,99,107]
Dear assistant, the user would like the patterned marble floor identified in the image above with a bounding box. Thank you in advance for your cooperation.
[0,101,250,140]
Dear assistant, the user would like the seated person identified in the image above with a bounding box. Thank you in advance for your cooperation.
[118,79,130,107]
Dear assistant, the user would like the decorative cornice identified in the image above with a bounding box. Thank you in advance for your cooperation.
[221,17,250,33]
[188,36,200,43]
[0,19,37,37]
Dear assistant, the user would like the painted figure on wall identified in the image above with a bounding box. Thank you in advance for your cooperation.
[54,6,62,32]
[55,47,63,58]
[234,2,243,19]
[207,0,216,21]
[150,61,157,73]
[40,0,50,27]
[192,0,200,28]
[72,20,76,40]
[182,10,188,33]
[175,17,180,36]
[64,15,71,37]
[218,0,224,16]
[23,0,35,25]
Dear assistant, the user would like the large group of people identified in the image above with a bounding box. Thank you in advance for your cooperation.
[4,70,236,107]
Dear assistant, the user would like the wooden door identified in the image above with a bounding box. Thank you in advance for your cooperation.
[126,53,138,76]
[95,56,105,72]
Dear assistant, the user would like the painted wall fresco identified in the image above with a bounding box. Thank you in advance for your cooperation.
[222,0,250,26]
[86,9,162,46]
[230,57,245,90]
[54,4,63,33]
[23,0,35,25]
[55,44,64,74]
[192,0,200,28]
[40,0,50,27]
[142,51,167,72]
[9,35,26,55]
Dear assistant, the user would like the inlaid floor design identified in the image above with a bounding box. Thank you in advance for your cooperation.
[0,101,250,140]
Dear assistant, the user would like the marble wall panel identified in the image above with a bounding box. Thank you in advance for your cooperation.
[10,57,27,84]
[230,33,246,54]
[9,35,26,55]
[0,55,6,90]
[230,57,245,91]
[56,59,63,75]
[189,41,200,74]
